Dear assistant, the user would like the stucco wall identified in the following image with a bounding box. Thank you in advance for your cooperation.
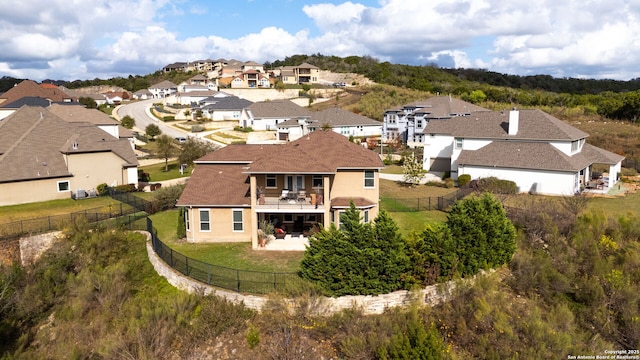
[460,166,577,195]
[67,152,128,190]
[186,207,252,243]
[0,178,71,206]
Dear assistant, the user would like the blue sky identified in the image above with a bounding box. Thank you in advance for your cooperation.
[1,0,640,81]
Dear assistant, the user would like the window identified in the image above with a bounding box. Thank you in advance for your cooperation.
[232,209,243,232]
[266,174,276,188]
[417,120,423,128]
[364,170,375,188]
[57,181,70,192]
[185,210,190,232]
[312,175,323,189]
[199,209,210,232]
[455,138,463,149]
[363,210,369,223]
[338,211,345,230]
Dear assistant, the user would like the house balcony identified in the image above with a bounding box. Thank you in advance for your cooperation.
[255,190,325,213]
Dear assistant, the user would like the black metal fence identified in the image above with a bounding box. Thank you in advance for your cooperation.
[109,189,155,213]
[146,218,303,294]
[381,188,473,212]
[0,202,144,241]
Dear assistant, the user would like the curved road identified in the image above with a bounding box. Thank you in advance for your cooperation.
[115,99,188,139]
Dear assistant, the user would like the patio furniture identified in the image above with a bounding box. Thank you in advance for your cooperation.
[279,190,289,201]
[297,190,306,202]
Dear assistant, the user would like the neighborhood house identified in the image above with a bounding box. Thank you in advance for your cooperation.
[176,130,384,249]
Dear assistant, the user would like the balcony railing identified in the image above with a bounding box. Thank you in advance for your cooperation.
[256,196,324,211]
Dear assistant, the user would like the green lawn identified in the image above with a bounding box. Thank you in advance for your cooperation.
[148,210,303,273]
[0,197,122,223]
[140,160,192,182]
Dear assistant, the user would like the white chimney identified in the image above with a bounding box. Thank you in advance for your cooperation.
[508,108,519,135]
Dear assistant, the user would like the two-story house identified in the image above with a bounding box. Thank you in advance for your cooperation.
[176,130,383,249]
[0,106,138,206]
[383,96,489,147]
[422,108,624,195]
[276,107,382,142]
[278,62,321,84]
[148,80,178,99]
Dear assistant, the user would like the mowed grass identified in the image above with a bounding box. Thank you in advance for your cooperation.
[0,197,122,223]
[139,160,192,182]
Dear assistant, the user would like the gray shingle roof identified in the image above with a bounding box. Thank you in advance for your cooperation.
[247,99,312,118]
[149,80,177,89]
[424,109,589,141]
[202,96,253,111]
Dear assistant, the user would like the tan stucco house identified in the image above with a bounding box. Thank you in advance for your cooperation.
[176,130,384,249]
[0,106,138,206]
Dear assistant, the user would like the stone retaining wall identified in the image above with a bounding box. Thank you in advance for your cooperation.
[145,236,460,315]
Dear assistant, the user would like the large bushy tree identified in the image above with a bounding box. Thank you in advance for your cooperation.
[402,152,426,186]
[178,137,217,166]
[300,204,410,296]
[411,192,516,281]
[154,134,177,172]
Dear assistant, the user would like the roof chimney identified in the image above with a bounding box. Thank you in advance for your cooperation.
[508,108,519,136]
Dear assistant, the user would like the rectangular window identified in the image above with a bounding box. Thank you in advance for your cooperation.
[57,181,70,192]
[266,174,277,188]
[185,209,190,232]
[364,170,375,188]
[312,175,323,189]
[455,138,463,149]
[417,120,423,128]
[338,211,345,230]
[199,209,210,232]
[363,210,369,223]
[232,209,243,232]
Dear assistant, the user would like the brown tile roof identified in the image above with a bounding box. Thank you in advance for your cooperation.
[247,99,312,118]
[179,130,383,206]
[309,107,381,127]
[176,164,251,207]
[0,80,75,107]
[424,109,588,141]
[331,197,377,208]
[0,106,137,183]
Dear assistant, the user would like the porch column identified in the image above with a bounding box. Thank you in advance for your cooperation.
[323,175,331,230]
[250,175,258,249]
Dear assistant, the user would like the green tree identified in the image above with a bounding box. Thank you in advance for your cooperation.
[78,96,97,109]
[445,193,516,276]
[154,134,177,172]
[145,123,161,140]
[300,203,410,296]
[120,115,135,129]
[177,207,186,239]
[178,137,218,166]
[402,152,426,186]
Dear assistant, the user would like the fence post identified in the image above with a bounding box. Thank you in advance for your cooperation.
[120,203,123,216]
[170,248,174,266]
[185,257,189,276]
[48,216,51,231]
[207,264,212,285]
[237,270,241,292]
[274,272,277,290]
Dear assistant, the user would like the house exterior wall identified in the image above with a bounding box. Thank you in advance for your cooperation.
[185,207,251,243]
[423,135,454,170]
[66,152,132,190]
[205,109,241,121]
[97,125,119,139]
[0,177,71,206]
[331,125,382,138]
[459,165,578,195]
[329,170,380,221]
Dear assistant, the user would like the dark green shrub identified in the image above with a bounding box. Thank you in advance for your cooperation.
[177,207,186,239]
[162,116,175,122]
[191,125,205,132]
[444,178,454,188]
[458,174,471,187]
[442,171,450,179]
[153,184,185,211]
[477,177,518,194]
[96,183,109,196]
[114,184,136,193]
[233,126,254,132]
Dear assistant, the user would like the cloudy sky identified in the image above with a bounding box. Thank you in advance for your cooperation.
[1,0,639,82]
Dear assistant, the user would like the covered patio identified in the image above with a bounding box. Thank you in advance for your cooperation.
[261,233,310,251]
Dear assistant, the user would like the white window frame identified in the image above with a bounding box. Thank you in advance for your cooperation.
[199,209,211,232]
[57,180,70,192]
[265,174,277,188]
[338,210,345,230]
[232,209,244,232]
[363,209,369,223]
[185,209,190,232]
[364,170,375,188]
[455,138,463,149]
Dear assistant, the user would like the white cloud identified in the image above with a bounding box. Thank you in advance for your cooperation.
[2,0,640,80]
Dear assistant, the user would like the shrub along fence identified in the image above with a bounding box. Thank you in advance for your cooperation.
[0,202,144,241]
[146,218,304,294]
[381,188,473,212]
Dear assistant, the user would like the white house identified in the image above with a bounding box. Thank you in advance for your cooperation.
[148,80,178,99]
[422,108,624,196]
[240,100,312,130]
[383,96,489,147]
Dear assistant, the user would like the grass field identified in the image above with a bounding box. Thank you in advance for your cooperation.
[0,197,122,223]
[139,160,192,182]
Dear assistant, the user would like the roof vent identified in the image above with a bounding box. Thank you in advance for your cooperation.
[72,141,78,149]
